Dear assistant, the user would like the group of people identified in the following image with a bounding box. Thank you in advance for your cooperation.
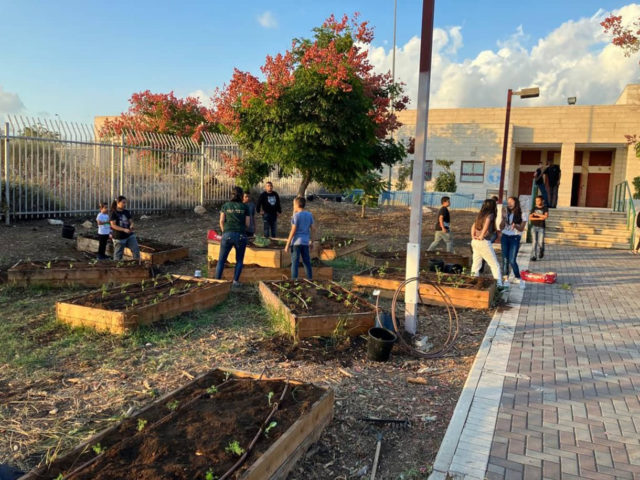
[427,194,549,288]
[534,158,561,208]
[95,195,141,261]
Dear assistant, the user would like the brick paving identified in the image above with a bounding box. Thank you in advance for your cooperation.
[485,246,640,479]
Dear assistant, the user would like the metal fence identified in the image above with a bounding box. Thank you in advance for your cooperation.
[0,116,310,223]
[380,190,481,210]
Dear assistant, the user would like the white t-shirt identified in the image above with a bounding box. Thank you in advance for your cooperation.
[97,213,111,235]
[502,212,522,237]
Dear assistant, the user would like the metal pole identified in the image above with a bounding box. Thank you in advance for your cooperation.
[3,123,10,225]
[119,133,125,196]
[498,89,513,203]
[387,0,398,192]
[200,143,205,206]
[404,0,435,334]
[110,143,116,201]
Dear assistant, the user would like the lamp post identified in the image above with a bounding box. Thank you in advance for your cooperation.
[497,87,539,203]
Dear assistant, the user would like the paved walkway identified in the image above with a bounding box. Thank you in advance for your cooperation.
[431,245,640,480]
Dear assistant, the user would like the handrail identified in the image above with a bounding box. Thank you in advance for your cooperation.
[613,181,636,249]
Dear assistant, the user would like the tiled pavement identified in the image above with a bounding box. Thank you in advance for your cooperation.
[431,245,640,480]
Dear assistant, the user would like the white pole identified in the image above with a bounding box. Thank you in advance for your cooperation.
[404,0,435,334]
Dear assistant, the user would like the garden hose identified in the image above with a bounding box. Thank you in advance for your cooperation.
[390,277,460,359]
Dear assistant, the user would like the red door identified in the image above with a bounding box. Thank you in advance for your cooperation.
[517,150,540,196]
[585,151,612,208]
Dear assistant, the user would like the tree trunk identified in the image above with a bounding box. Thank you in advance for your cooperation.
[297,172,312,198]
[361,200,366,218]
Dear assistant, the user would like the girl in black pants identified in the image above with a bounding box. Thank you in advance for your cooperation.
[96,202,111,259]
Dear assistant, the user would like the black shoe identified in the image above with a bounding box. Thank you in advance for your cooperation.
[539,249,544,259]
[530,256,537,262]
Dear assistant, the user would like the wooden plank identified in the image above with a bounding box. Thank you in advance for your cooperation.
[352,250,471,268]
[209,264,333,282]
[8,264,151,287]
[319,240,368,261]
[77,235,188,265]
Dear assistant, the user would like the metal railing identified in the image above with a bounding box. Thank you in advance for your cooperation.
[380,190,480,209]
[1,115,312,223]
[613,180,636,249]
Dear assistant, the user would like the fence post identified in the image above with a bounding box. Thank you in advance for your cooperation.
[3,123,9,225]
[110,143,116,201]
[200,143,205,206]
[119,133,125,196]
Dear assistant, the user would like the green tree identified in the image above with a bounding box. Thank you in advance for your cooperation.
[434,159,457,193]
[352,171,386,218]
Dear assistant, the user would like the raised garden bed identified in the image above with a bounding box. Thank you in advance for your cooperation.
[56,275,231,334]
[7,259,151,287]
[258,279,376,339]
[77,234,189,265]
[352,249,471,268]
[318,236,367,261]
[209,260,333,283]
[19,368,333,480]
[208,238,320,269]
[352,267,496,309]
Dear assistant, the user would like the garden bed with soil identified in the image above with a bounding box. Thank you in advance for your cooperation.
[77,234,189,265]
[209,260,333,282]
[352,267,496,309]
[19,368,333,480]
[353,249,471,268]
[259,279,376,339]
[318,236,367,261]
[7,259,151,287]
[56,275,230,333]
[208,238,319,269]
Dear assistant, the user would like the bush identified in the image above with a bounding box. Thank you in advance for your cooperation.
[434,159,456,193]
[633,176,640,199]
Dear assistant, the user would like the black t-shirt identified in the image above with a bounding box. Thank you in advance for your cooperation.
[110,209,132,239]
[534,167,545,186]
[435,206,450,231]
[530,205,548,228]
[257,191,282,216]
[546,165,561,186]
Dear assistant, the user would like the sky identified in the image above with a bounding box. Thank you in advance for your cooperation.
[0,0,639,127]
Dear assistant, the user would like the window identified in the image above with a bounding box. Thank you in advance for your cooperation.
[460,161,484,183]
[409,160,433,181]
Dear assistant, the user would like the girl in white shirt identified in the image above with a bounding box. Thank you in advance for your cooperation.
[96,202,111,260]
[499,197,526,283]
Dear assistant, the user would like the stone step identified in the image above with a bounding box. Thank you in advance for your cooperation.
[543,237,630,249]
[545,226,630,236]
[544,232,630,243]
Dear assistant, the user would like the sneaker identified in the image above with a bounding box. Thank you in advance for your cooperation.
[539,248,544,259]
[232,281,242,288]
[512,278,520,284]
[530,256,537,262]
[502,275,509,283]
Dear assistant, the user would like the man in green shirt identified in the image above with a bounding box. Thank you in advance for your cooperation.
[215,187,250,284]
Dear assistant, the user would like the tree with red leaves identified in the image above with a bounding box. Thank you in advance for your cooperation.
[213,14,408,196]
[101,90,221,142]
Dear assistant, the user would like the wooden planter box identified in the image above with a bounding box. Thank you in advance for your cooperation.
[258,279,376,339]
[352,271,496,309]
[19,368,334,480]
[56,275,231,334]
[208,262,333,283]
[77,234,189,265]
[208,239,320,269]
[7,260,151,287]
[319,238,368,261]
[352,250,471,268]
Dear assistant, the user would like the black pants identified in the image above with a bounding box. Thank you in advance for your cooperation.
[263,214,277,238]
[98,234,110,258]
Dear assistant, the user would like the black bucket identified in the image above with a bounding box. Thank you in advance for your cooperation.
[61,225,75,239]
[367,327,397,362]
[428,258,444,272]
[443,263,463,274]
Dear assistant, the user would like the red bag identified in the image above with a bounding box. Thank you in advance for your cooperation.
[520,270,557,284]
[207,230,222,242]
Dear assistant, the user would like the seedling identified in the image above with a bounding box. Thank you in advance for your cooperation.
[68,262,74,269]
[205,470,216,480]
[55,475,64,480]
[225,440,245,457]
[137,418,148,431]
[120,283,130,294]
[224,372,231,382]
[206,385,218,394]
[165,273,173,283]
[435,269,444,284]
[264,421,277,437]
[89,258,98,266]
[140,279,146,291]
[267,391,274,406]
[44,261,52,269]
[92,443,104,455]
[101,283,109,298]
[166,400,179,411]
[169,287,178,296]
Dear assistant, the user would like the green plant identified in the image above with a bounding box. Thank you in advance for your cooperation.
[433,159,457,192]
[264,421,277,437]
[137,418,148,431]
[140,279,146,291]
[560,283,572,290]
[633,176,640,199]
[120,283,130,294]
[68,262,74,269]
[206,385,218,394]
[205,469,216,480]
[224,372,231,382]
[92,443,104,455]
[267,391,274,406]
[225,440,245,457]
[166,400,179,411]
[44,261,52,269]
[435,269,444,284]
[169,287,178,296]
[395,162,413,190]
[55,474,64,480]
[101,283,109,298]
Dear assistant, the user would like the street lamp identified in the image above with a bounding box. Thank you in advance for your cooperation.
[567,97,577,105]
[497,87,540,203]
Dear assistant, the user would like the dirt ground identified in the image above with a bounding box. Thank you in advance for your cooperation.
[0,202,497,480]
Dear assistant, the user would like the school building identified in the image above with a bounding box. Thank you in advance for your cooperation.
[394,84,640,209]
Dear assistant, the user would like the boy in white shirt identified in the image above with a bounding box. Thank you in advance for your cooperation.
[96,202,111,260]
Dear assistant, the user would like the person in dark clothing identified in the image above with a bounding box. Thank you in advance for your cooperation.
[427,196,453,252]
[533,161,549,206]
[256,182,282,237]
[216,186,250,285]
[109,196,140,261]
[529,195,549,261]
[633,212,640,254]
[545,159,561,208]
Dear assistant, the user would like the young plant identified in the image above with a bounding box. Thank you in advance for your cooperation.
[120,283,130,294]
[55,475,64,480]
[224,371,231,382]
[140,279,146,292]
[435,269,444,284]
[225,440,245,457]
[169,287,178,296]
[166,400,179,411]
[206,385,218,394]
[68,262,74,269]
[44,261,52,269]
[137,418,148,432]
[264,421,277,437]
[205,470,217,480]
[267,391,274,406]
[92,443,104,455]
[101,283,109,299]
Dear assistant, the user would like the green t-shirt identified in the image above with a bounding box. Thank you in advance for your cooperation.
[221,201,249,233]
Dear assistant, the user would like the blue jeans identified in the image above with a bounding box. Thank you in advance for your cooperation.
[291,245,312,279]
[532,226,545,258]
[215,231,248,282]
[536,183,549,206]
[500,234,521,278]
[113,234,140,261]
[263,214,277,238]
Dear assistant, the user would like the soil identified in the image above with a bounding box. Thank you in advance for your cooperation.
[210,258,326,268]
[81,233,183,253]
[369,267,496,290]
[10,260,144,271]
[319,236,358,249]
[266,280,373,316]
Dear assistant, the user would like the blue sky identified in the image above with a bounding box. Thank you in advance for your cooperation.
[0,1,638,125]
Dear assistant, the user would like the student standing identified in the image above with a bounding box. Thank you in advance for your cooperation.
[545,159,561,208]
[427,196,453,252]
[529,195,549,261]
[216,187,250,285]
[471,199,504,287]
[533,161,549,205]
[243,192,257,236]
[284,197,316,279]
[109,196,140,261]
[256,181,282,237]
[96,202,111,260]
[500,197,526,283]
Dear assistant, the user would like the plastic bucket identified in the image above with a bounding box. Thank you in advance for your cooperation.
[375,312,396,333]
[61,225,75,239]
[428,258,444,272]
[367,327,397,362]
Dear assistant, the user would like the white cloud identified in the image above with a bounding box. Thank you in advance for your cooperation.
[367,4,640,108]
[257,11,278,29]
[0,86,25,123]
[187,89,215,109]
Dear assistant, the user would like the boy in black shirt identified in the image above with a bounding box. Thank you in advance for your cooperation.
[545,159,561,208]
[109,195,140,261]
[427,196,453,252]
[256,182,282,237]
[529,195,549,261]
